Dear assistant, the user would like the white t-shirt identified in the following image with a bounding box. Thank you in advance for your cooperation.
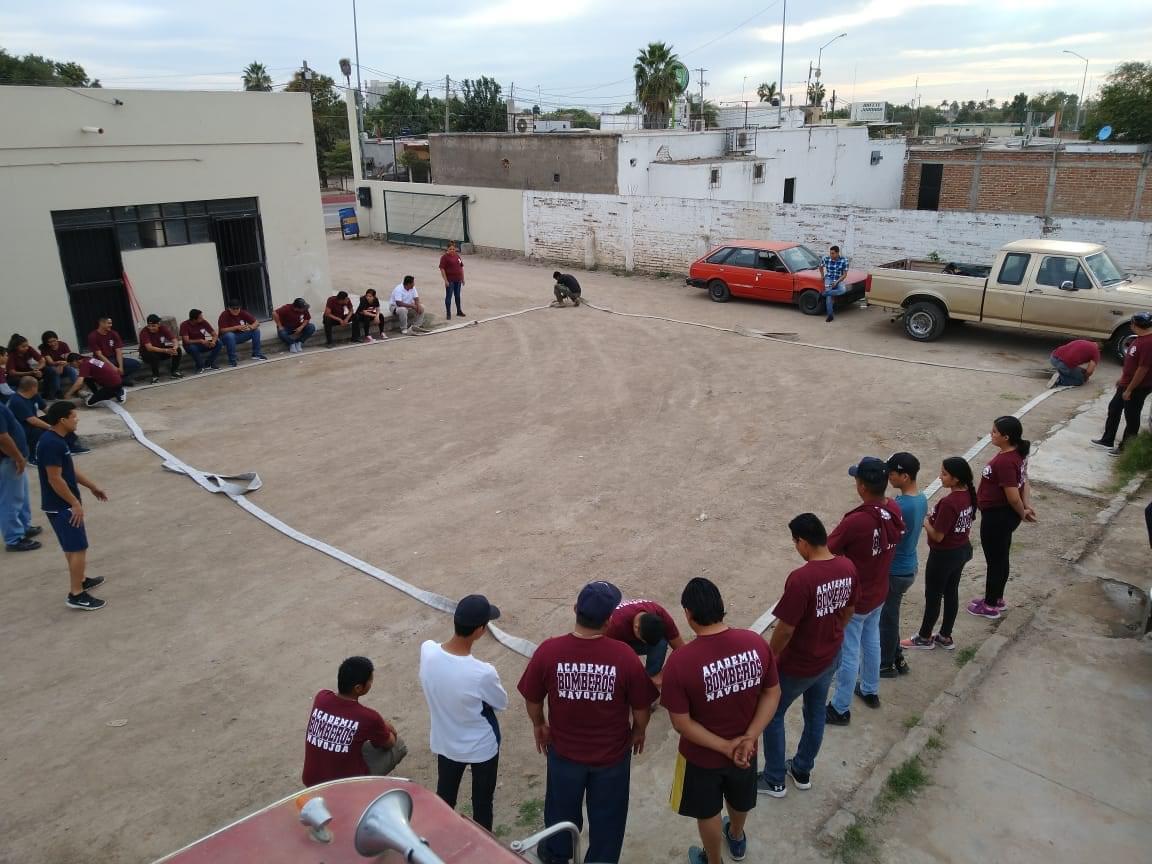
[418,640,508,763]
[390,284,419,308]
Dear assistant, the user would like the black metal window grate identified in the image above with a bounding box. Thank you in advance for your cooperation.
[52,198,259,252]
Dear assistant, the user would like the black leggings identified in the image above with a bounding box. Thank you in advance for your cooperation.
[436,752,499,831]
[1100,386,1151,448]
[980,507,1022,605]
[918,544,972,638]
[143,349,181,377]
[351,313,386,340]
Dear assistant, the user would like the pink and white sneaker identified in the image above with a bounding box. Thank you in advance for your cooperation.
[992,599,1007,610]
[966,599,1001,620]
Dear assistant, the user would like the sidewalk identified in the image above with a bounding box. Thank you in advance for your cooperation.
[878,490,1152,863]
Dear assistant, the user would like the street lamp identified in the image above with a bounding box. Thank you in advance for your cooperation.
[816,33,848,81]
[1062,49,1088,131]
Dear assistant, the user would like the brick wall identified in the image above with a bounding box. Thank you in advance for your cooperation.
[524,192,1152,276]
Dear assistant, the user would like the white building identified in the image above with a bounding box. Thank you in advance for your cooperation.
[0,87,331,347]
[932,123,1024,139]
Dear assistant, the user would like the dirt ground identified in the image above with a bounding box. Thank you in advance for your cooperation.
[0,235,1116,863]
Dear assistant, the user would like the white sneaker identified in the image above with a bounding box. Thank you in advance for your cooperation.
[115,391,127,404]
[1047,371,1060,389]
[365,335,375,343]
[401,328,412,335]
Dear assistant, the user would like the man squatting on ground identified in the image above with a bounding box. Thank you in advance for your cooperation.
[1047,338,1100,388]
[662,577,781,864]
[63,353,125,406]
[604,597,686,686]
[553,272,582,307]
[419,594,508,831]
[517,581,658,864]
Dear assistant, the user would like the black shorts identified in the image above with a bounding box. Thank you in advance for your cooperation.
[669,753,757,819]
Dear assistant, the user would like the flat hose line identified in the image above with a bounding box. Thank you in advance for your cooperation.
[107,297,1063,649]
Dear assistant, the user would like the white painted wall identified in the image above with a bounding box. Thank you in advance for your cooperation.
[523,191,1152,276]
[714,106,805,129]
[0,86,330,346]
[616,131,727,195]
[121,245,223,324]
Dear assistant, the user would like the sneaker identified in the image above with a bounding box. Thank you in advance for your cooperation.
[901,634,935,650]
[196,367,206,374]
[115,391,127,404]
[966,599,1001,620]
[933,634,956,650]
[172,371,184,379]
[23,526,43,539]
[1108,446,1122,458]
[150,376,160,384]
[229,361,239,368]
[825,315,834,322]
[895,656,911,675]
[879,664,900,679]
[401,327,412,335]
[71,443,92,454]
[826,704,850,726]
[456,311,466,317]
[757,774,786,798]
[446,313,452,320]
[992,599,1007,610]
[687,847,708,864]
[721,815,747,861]
[855,684,880,709]
[1047,371,1060,389]
[6,538,41,552]
[325,342,335,349]
[361,336,372,343]
[81,576,105,591]
[252,353,268,361]
[786,759,812,790]
[66,591,106,611]
[1090,438,1113,449]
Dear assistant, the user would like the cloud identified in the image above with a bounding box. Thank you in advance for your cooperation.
[65,2,167,30]
[751,0,965,45]
[899,31,1126,59]
[447,0,599,30]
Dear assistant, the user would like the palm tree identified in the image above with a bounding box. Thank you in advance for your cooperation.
[807,81,826,106]
[634,42,680,129]
[242,62,273,92]
[756,81,778,103]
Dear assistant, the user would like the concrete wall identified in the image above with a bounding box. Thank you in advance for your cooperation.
[523,191,1152,276]
[0,86,330,345]
[616,131,727,195]
[428,132,620,193]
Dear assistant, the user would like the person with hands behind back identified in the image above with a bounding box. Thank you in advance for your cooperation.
[662,577,780,864]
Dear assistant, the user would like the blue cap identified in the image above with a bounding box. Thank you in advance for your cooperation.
[849,456,889,484]
[454,594,501,628]
[1133,312,1152,328]
[576,581,622,625]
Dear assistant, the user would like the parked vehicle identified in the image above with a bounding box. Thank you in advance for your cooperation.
[867,239,1152,360]
[687,240,871,314]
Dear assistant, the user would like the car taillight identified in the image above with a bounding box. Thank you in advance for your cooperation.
[865,274,872,293]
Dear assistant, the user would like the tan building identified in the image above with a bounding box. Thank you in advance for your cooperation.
[0,86,331,347]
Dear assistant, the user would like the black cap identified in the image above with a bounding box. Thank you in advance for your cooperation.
[146,314,161,325]
[576,581,622,625]
[293,297,310,310]
[1133,312,1152,328]
[453,594,501,628]
[885,452,919,475]
[849,456,889,484]
[227,298,241,308]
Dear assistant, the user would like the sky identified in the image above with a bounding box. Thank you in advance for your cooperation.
[2,0,1147,111]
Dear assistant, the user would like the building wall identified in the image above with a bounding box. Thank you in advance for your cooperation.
[902,147,1151,219]
[428,132,620,193]
[616,131,727,195]
[523,191,1152,276]
[0,86,330,345]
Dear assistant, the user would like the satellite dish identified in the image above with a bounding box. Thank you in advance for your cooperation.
[1097,125,1112,141]
[516,118,529,132]
[671,62,690,94]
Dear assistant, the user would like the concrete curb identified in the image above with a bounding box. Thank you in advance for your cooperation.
[1060,473,1148,563]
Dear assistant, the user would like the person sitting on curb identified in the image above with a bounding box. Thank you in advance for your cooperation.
[1048,339,1100,388]
[352,288,388,342]
[217,299,268,367]
[390,276,424,335]
[274,298,315,354]
[86,317,142,385]
[323,291,354,348]
[39,331,79,398]
[8,376,89,461]
[552,271,583,307]
[302,656,408,787]
[139,315,185,384]
[63,354,126,406]
[179,309,222,373]
[818,245,849,323]
[6,334,59,398]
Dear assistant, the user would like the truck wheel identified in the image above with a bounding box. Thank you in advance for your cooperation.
[708,279,731,302]
[1110,324,1135,363]
[904,301,947,341]
[798,289,823,316]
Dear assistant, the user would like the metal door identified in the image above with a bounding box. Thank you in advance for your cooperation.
[752,250,795,302]
[211,216,272,318]
[916,164,943,211]
[54,226,135,345]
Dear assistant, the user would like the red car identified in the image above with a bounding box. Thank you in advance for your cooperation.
[686,240,871,315]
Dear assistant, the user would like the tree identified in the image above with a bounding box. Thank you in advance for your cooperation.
[454,76,504,132]
[807,81,826,106]
[242,62,273,92]
[619,102,638,114]
[0,48,99,86]
[541,107,599,128]
[323,140,354,189]
[285,70,348,187]
[685,95,718,128]
[634,41,680,129]
[756,81,778,104]
[1083,62,1152,142]
[531,104,541,115]
[399,149,431,182]
[364,81,444,137]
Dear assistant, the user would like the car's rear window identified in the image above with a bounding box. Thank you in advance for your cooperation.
[706,248,734,264]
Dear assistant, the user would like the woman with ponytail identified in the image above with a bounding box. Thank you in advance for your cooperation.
[902,458,977,650]
[969,416,1036,620]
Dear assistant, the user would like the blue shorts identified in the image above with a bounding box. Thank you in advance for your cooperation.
[47,510,89,553]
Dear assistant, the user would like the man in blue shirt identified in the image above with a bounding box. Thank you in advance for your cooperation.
[37,401,109,611]
[7,376,89,462]
[881,453,928,677]
[0,401,42,552]
[818,245,850,323]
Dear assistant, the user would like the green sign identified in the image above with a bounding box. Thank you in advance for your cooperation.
[672,62,690,94]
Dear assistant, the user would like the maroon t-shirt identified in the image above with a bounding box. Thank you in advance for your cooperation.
[6,347,42,375]
[78,357,122,388]
[517,634,657,767]
[773,557,859,678]
[827,500,906,614]
[301,689,396,787]
[661,628,778,769]
[139,325,177,352]
[977,450,1027,511]
[1118,333,1152,388]
[218,309,258,331]
[1052,339,1099,369]
[605,600,681,649]
[276,303,311,331]
[87,329,123,359]
[325,296,353,320]
[927,489,976,550]
[439,252,464,281]
[180,319,216,344]
[42,341,72,363]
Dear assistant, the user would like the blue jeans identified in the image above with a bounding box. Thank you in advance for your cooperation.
[186,342,223,370]
[221,330,263,364]
[278,322,316,346]
[762,662,836,784]
[1048,353,1087,386]
[444,280,463,315]
[0,457,33,546]
[830,605,882,713]
[121,356,142,381]
[52,365,78,398]
[541,749,631,864]
[634,639,669,677]
[823,278,848,316]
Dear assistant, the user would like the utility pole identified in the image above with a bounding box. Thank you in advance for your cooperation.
[694,67,707,129]
[352,0,363,134]
[778,0,787,127]
[912,75,921,137]
[444,75,450,133]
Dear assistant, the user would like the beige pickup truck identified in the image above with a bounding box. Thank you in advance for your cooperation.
[868,239,1152,360]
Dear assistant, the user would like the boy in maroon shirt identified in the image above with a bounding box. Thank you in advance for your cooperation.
[273,298,316,354]
[179,309,223,372]
[604,598,686,684]
[217,299,267,366]
[517,581,657,864]
[760,514,857,799]
[138,315,185,384]
[1048,338,1100,388]
[302,656,407,787]
[86,317,142,384]
[662,577,780,864]
[825,457,906,724]
[63,354,125,406]
[322,291,354,347]
[1093,312,1152,455]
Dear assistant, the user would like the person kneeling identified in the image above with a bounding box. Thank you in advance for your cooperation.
[552,271,582,307]
[64,354,125,406]
[139,315,184,384]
